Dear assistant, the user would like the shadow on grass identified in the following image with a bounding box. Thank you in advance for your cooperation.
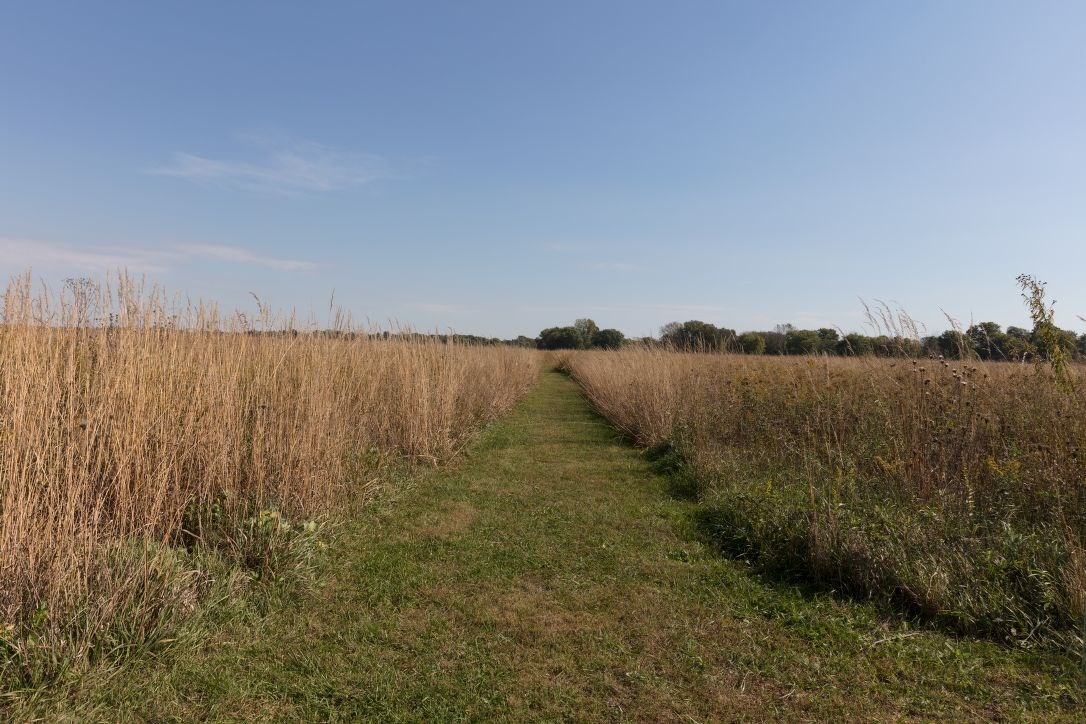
[615,428,1081,668]
[564,370,1083,668]
[677,473,1084,673]
[643,441,701,502]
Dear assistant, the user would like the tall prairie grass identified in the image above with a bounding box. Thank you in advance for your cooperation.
[0,272,538,680]
[567,346,1085,648]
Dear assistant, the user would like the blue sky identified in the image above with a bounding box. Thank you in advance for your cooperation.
[2,1,1084,339]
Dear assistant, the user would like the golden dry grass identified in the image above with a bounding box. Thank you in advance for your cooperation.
[567,346,1086,647]
[0,272,539,675]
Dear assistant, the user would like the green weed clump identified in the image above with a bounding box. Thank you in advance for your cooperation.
[568,346,1086,650]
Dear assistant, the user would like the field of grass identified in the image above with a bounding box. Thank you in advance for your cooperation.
[566,347,1086,652]
[2,272,1083,717]
[10,370,1082,719]
[0,272,538,688]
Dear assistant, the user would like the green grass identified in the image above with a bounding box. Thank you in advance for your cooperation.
[13,370,1085,720]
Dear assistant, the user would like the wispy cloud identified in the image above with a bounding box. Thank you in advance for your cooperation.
[0,238,315,274]
[175,243,315,270]
[152,135,387,195]
[0,238,169,273]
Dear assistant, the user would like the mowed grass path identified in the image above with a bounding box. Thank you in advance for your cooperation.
[78,371,1081,720]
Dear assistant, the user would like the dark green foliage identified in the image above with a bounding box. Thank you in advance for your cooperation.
[816,328,839,353]
[966,322,1006,360]
[573,318,599,348]
[660,320,736,351]
[934,329,973,359]
[537,320,625,350]
[964,322,1043,362]
[531,277,1085,364]
[537,326,584,350]
[737,332,766,355]
[837,333,874,356]
[784,329,822,355]
[590,328,626,349]
[762,331,787,355]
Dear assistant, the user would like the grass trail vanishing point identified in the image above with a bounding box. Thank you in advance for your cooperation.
[51,370,1083,720]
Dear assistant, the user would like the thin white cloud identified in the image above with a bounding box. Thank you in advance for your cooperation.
[0,238,170,273]
[176,243,315,270]
[152,136,387,194]
[0,238,315,274]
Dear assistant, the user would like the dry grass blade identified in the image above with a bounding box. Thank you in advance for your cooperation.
[0,270,539,681]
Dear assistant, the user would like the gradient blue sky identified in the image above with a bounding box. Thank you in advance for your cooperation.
[2,1,1084,338]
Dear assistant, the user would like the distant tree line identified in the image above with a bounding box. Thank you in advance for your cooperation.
[291,320,1086,362]
[369,277,1086,361]
[536,319,627,350]
[650,319,1086,362]
[524,314,1086,362]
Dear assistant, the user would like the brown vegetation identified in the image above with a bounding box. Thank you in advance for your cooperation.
[567,346,1086,648]
[0,272,538,678]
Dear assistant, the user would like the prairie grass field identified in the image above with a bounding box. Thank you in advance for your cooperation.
[2,271,1083,717]
[0,272,538,687]
[15,370,1084,720]
[567,347,1086,651]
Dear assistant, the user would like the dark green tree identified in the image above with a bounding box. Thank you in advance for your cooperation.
[661,320,735,351]
[816,328,839,354]
[966,322,1007,360]
[590,328,626,349]
[784,329,822,355]
[537,326,584,350]
[935,329,972,359]
[762,331,787,355]
[836,333,874,356]
[737,332,766,354]
[573,318,599,348]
